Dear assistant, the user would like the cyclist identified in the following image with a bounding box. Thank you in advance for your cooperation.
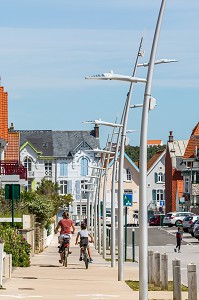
[75,222,94,263]
[54,212,75,263]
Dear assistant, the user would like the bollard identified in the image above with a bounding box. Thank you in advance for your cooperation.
[187,263,197,300]
[154,251,160,286]
[4,254,12,278]
[0,243,4,288]
[172,259,182,300]
[148,250,154,284]
[161,253,168,290]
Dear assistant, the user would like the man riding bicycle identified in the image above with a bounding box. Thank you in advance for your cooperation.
[75,222,94,263]
[54,212,75,263]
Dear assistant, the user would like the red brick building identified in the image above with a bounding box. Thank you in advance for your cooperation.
[165,131,188,213]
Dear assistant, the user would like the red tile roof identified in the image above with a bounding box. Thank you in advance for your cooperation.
[183,122,199,159]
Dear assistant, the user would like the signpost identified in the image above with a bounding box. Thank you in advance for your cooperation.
[123,194,133,261]
[5,184,20,227]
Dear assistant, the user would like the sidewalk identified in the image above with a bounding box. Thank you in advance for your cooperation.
[1,233,190,300]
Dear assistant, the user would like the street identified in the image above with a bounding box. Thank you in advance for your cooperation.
[122,225,199,288]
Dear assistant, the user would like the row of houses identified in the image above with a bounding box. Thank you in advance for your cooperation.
[0,85,198,223]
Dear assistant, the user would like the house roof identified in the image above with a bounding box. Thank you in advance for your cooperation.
[147,150,165,172]
[18,130,100,157]
[168,140,188,157]
[183,122,199,159]
[147,140,163,146]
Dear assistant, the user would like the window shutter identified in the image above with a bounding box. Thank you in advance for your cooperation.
[67,180,72,194]
[152,189,156,202]
[75,180,80,200]
[163,173,165,182]
[154,172,158,183]
[60,162,68,176]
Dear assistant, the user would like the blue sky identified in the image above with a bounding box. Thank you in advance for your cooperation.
[0,0,199,147]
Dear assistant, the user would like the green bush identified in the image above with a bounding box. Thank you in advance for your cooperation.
[0,224,32,267]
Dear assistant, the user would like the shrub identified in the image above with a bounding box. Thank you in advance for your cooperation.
[0,224,32,267]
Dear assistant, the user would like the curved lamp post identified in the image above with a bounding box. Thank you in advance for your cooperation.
[139,1,167,299]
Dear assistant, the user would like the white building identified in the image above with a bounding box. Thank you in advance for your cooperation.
[16,126,100,221]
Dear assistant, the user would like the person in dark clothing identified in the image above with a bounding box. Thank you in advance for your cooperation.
[174,226,183,253]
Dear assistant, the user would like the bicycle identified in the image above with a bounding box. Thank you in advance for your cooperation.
[80,243,89,269]
[59,234,70,267]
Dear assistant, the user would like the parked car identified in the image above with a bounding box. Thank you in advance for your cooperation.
[183,215,199,232]
[188,219,198,236]
[149,214,165,226]
[163,211,195,227]
[193,220,199,240]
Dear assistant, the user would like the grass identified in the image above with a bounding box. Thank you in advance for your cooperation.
[105,258,138,263]
[126,280,188,292]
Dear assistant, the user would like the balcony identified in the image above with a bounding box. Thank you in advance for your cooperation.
[0,160,27,180]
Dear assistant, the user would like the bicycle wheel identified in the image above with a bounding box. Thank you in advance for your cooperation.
[63,247,68,267]
[84,252,89,269]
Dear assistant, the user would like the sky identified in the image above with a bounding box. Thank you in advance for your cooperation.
[0,0,199,148]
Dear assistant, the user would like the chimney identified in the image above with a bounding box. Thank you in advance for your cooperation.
[94,124,99,138]
[168,131,173,142]
[9,122,14,131]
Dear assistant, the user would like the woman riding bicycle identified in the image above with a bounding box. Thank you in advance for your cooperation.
[75,222,94,263]
[54,212,75,263]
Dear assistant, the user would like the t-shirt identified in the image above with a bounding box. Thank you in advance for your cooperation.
[176,231,181,239]
[58,219,73,234]
[77,229,90,246]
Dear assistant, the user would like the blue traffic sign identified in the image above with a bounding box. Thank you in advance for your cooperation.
[123,194,133,206]
[160,200,165,206]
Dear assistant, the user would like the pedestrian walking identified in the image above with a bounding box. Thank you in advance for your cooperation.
[174,226,183,253]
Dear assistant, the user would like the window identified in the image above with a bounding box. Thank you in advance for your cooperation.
[184,176,189,193]
[45,162,52,176]
[60,161,68,177]
[24,157,32,171]
[81,158,88,176]
[77,205,87,215]
[154,172,165,183]
[152,189,164,202]
[25,180,32,192]
[81,180,89,199]
[156,189,164,201]
[126,168,132,181]
[60,180,67,194]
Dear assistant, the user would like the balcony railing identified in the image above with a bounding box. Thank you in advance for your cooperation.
[0,160,27,180]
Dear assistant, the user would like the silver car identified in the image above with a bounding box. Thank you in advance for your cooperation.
[163,211,195,227]
[183,215,199,232]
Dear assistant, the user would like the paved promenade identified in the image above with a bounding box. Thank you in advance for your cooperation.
[0,230,194,300]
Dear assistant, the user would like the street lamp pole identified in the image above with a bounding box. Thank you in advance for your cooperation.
[118,37,144,281]
[139,1,166,299]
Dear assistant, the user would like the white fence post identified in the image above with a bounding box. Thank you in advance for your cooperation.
[154,251,160,287]
[187,263,197,300]
[0,243,4,288]
[161,253,168,290]
[172,258,182,300]
[148,250,154,284]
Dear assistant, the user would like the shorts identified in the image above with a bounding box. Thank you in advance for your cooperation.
[58,234,71,244]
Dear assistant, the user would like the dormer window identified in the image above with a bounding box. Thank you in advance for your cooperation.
[42,142,48,148]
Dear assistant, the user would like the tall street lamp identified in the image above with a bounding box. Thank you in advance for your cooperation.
[139,1,167,299]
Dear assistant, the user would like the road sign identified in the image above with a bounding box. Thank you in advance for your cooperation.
[5,184,20,200]
[160,200,165,207]
[123,194,133,207]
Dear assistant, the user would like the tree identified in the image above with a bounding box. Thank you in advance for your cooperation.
[125,145,166,164]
